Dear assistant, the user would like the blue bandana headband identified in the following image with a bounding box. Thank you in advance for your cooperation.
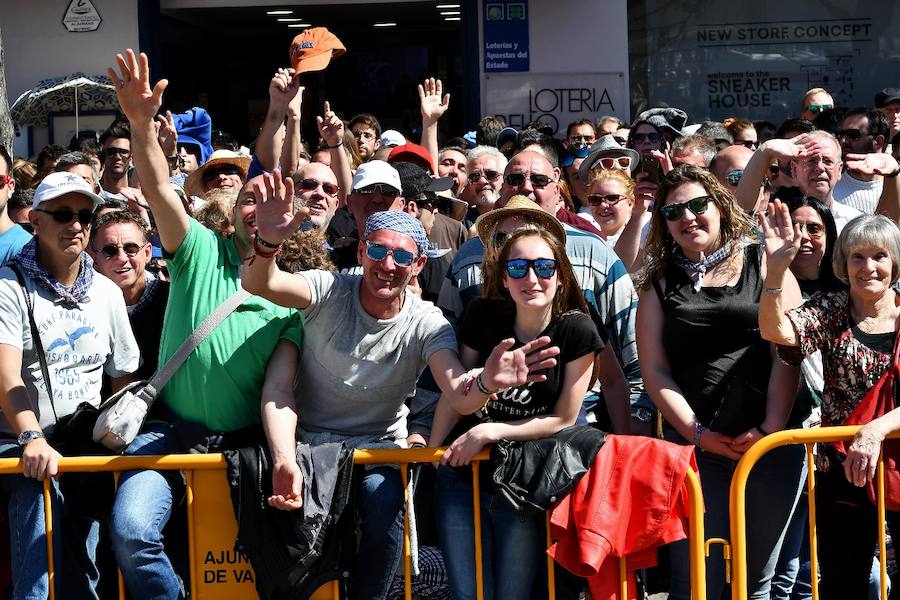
[364,211,429,255]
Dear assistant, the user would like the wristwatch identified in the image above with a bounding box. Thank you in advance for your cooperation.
[17,430,45,447]
[631,407,654,423]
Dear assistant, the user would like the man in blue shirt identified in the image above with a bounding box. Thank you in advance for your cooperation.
[0,146,32,266]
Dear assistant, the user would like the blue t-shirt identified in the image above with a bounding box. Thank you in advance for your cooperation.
[0,224,32,266]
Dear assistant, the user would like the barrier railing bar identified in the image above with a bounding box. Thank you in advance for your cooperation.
[113,470,126,600]
[618,557,627,599]
[730,426,900,600]
[186,470,198,600]
[685,468,706,600]
[804,443,819,600]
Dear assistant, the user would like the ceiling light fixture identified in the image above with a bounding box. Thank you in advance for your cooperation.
[373,22,397,27]
[266,10,293,15]
[444,17,461,21]
[436,4,460,8]
[287,23,311,28]
[277,17,302,22]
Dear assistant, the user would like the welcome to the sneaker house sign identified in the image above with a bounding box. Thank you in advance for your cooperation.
[62,0,102,33]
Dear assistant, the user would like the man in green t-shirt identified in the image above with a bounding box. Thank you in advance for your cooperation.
[106,49,303,600]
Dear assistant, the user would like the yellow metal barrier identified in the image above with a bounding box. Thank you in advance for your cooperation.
[729,426,899,600]
[0,447,708,600]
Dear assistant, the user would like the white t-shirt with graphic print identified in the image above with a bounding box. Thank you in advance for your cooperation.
[0,266,140,436]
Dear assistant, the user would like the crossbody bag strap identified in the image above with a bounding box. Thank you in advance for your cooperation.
[9,264,58,424]
[146,288,252,391]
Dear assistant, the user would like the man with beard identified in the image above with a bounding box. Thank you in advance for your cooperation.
[462,145,507,230]
[291,162,340,231]
[833,108,890,213]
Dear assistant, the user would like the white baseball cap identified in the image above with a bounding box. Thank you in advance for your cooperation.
[33,172,104,210]
[379,129,405,149]
[351,160,402,193]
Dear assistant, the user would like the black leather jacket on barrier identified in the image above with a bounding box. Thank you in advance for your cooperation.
[489,425,606,515]
[225,442,355,600]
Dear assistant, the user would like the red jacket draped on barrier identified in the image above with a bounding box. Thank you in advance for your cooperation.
[548,434,699,600]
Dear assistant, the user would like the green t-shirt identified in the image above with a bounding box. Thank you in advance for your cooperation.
[159,219,302,431]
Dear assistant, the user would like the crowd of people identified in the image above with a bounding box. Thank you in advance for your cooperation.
[0,42,900,600]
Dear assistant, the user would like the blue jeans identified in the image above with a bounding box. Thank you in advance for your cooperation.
[435,465,545,600]
[352,465,406,600]
[109,423,186,600]
[0,441,99,600]
[666,439,806,600]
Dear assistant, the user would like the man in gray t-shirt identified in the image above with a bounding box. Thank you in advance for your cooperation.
[245,176,558,600]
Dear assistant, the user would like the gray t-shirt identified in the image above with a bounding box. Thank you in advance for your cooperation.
[0,267,140,435]
[296,270,457,445]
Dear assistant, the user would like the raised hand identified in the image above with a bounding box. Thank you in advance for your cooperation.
[418,77,450,124]
[760,136,813,162]
[155,110,178,156]
[845,152,900,176]
[316,101,344,148]
[268,68,301,114]
[252,169,306,245]
[481,336,560,391]
[108,49,168,125]
[758,199,801,275]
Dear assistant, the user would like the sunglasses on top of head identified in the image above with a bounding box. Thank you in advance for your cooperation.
[505,258,558,279]
[659,196,712,222]
[365,241,417,267]
[35,207,95,225]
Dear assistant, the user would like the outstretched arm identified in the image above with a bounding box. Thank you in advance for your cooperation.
[734,136,819,215]
[848,152,900,225]
[317,101,352,205]
[255,68,302,173]
[758,199,805,345]
[109,49,189,254]
[419,78,449,174]
[261,340,303,510]
[240,171,313,308]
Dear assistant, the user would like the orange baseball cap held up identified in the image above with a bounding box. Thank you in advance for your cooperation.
[289,27,346,76]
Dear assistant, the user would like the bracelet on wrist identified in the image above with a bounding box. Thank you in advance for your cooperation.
[252,237,281,259]
[325,141,343,149]
[886,165,900,178]
[693,422,707,448]
[755,424,770,437]
[255,232,281,249]
[475,372,499,396]
[764,286,783,294]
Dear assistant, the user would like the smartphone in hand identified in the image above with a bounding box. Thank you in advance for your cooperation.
[638,154,664,185]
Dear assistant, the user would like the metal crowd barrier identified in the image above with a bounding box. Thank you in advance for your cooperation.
[0,447,707,600]
[729,426,898,600]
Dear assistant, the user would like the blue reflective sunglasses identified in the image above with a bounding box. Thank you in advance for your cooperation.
[365,241,417,267]
[505,258,558,279]
[561,145,591,167]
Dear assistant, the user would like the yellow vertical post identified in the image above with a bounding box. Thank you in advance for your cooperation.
[185,471,198,600]
[400,465,412,600]
[877,457,888,600]
[685,469,707,600]
[545,512,555,600]
[472,461,485,600]
[114,471,126,600]
[619,557,628,599]
[805,444,819,600]
[44,479,55,600]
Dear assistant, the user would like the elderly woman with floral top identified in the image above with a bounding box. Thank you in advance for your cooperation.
[759,203,900,600]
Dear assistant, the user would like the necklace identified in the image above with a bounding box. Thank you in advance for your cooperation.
[673,241,733,292]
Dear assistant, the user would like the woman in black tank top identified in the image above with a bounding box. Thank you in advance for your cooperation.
[636,165,805,600]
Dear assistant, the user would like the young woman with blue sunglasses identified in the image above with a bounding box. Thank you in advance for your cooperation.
[430,224,603,600]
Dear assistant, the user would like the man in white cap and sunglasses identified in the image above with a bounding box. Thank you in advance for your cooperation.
[0,171,140,598]
[244,179,560,599]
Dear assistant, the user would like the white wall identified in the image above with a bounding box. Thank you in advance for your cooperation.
[3,0,140,157]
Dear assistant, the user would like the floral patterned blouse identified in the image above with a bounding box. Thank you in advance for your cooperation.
[784,290,894,428]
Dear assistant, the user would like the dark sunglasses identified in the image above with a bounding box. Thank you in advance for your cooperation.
[505,258,558,280]
[612,136,627,146]
[356,184,401,200]
[588,193,627,206]
[734,140,758,150]
[98,242,145,259]
[202,165,243,185]
[299,178,339,197]
[103,147,131,160]
[632,132,661,144]
[561,145,591,167]
[768,164,780,175]
[805,104,833,114]
[365,241,417,266]
[726,169,744,187]
[468,169,501,184]
[503,172,553,189]
[659,196,712,221]
[838,128,869,142]
[35,207,95,225]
